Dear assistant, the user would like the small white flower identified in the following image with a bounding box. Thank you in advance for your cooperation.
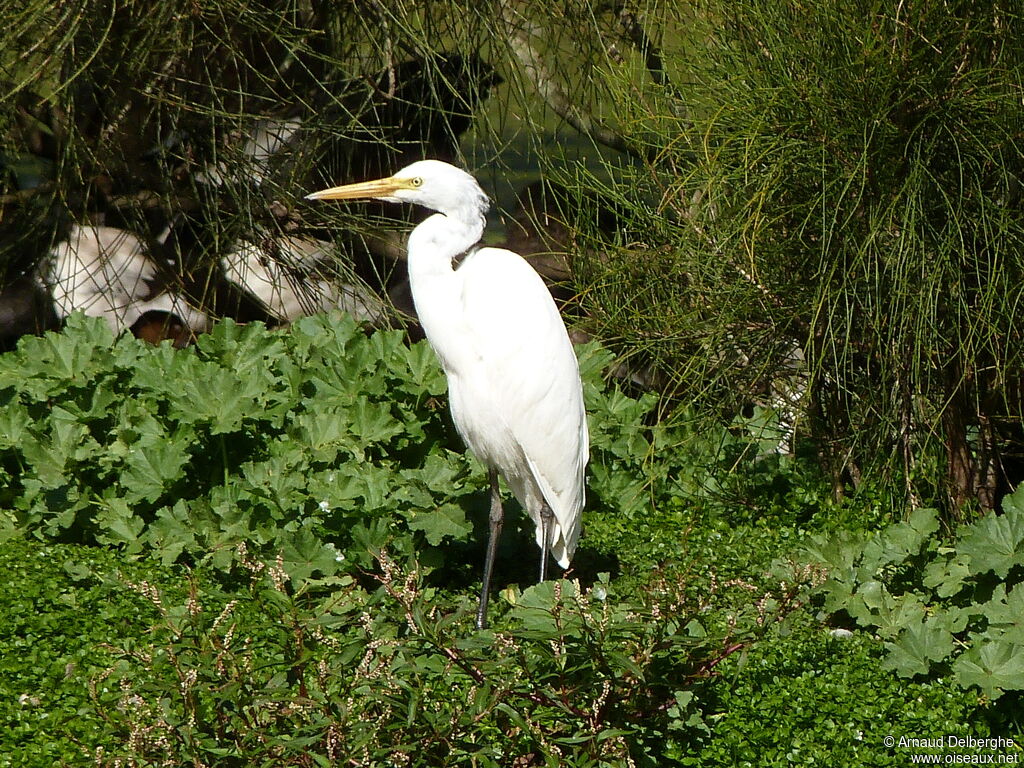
[318,500,330,512]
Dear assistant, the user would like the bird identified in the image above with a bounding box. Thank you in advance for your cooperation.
[306,160,589,629]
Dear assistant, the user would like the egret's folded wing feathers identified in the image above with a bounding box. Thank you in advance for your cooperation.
[456,247,587,564]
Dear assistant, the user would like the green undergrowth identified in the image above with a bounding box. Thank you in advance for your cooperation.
[682,611,1004,767]
[0,537,176,768]
[0,536,1007,768]
[0,315,1017,765]
[804,488,1024,701]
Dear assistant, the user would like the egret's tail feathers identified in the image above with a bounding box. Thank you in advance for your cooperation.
[539,518,579,570]
[514,455,584,572]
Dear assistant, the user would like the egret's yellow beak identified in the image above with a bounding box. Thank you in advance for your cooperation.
[305,175,414,201]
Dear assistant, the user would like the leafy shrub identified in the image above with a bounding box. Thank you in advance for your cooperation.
[804,485,1024,699]
[88,547,817,767]
[0,312,822,588]
[0,312,473,577]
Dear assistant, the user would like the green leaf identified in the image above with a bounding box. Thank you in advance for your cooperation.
[959,501,1024,578]
[858,507,939,574]
[801,530,862,583]
[349,396,404,446]
[0,401,31,449]
[511,579,582,634]
[291,408,354,461]
[177,366,259,434]
[881,617,955,678]
[952,638,1024,699]
[121,439,191,504]
[21,408,90,488]
[981,584,1024,645]
[406,503,472,546]
[281,526,346,583]
[921,550,972,598]
[94,498,145,552]
[404,340,445,394]
[145,502,198,565]
[845,581,925,637]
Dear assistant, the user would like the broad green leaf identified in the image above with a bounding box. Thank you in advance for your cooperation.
[281,525,345,583]
[240,455,308,514]
[145,502,198,565]
[121,439,191,503]
[859,507,939,574]
[959,503,1024,578]
[318,462,394,513]
[94,498,145,552]
[846,581,925,636]
[801,530,862,582]
[952,639,1024,699]
[982,584,1024,645]
[403,340,445,394]
[881,617,955,677]
[349,396,404,446]
[406,503,472,546]
[395,452,470,508]
[175,366,260,434]
[291,408,354,460]
[196,319,286,382]
[21,408,91,487]
[0,401,31,448]
[922,551,972,598]
[512,579,584,635]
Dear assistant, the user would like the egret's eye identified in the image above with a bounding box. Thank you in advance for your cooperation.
[409,177,423,188]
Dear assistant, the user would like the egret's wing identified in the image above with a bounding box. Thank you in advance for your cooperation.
[455,247,588,565]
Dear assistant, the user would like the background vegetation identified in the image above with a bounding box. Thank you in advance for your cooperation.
[1,0,1023,765]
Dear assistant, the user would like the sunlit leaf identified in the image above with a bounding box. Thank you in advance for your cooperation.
[405,503,472,546]
[952,639,1024,699]
[959,499,1024,578]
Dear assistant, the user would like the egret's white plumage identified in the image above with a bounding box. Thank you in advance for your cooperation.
[307,159,588,627]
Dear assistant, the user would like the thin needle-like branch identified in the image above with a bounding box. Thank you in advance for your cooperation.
[498,2,647,160]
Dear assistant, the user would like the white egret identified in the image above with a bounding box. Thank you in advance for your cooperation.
[306,160,589,629]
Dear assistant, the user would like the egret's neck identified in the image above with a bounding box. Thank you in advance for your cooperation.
[407,206,484,269]
[406,205,485,373]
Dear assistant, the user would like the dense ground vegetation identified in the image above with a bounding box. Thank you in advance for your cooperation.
[2,0,1024,765]
[0,318,1020,766]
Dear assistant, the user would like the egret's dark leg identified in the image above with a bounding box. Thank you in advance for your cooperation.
[476,468,503,630]
[538,502,554,583]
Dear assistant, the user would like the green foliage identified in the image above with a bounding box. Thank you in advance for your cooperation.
[87,549,815,768]
[0,313,832,589]
[567,0,1024,510]
[677,612,995,767]
[0,313,462,574]
[805,486,1024,699]
[0,537,180,768]
[0,314,1013,764]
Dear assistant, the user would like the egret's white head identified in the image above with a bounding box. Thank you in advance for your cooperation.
[306,159,489,220]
